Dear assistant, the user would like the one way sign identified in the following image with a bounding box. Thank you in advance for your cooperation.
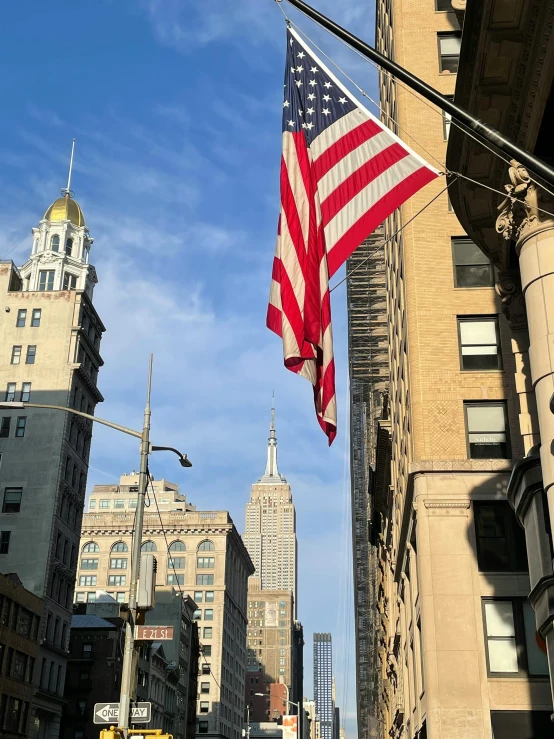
[93,702,151,724]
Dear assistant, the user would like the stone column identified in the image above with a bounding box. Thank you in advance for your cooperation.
[498,161,554,704]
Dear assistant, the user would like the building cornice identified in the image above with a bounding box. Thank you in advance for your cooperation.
[446,0,554,266]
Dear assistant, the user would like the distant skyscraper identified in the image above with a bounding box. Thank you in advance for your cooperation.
[244,405,297,604]
[314,633,333,739]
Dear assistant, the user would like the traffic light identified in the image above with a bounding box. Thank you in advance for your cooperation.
[99,729,122,739]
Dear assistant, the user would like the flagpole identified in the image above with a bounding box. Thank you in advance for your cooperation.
[282,0,554,189]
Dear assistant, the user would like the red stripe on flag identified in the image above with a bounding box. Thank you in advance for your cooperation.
[266,303,282,337]
[320,143,409,227]
[280,156,308,276]
[312,119,381,182]
[326,166,437,276]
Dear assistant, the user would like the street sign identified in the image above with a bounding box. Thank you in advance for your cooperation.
[135,625,174,641]
[93,702,151,724]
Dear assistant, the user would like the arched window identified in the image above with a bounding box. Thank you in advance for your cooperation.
[111,542,128,553]
[169,541,186,553]
[82,541,99,553]
[65,238,73,257]
[51,235,60,252]
[198,540,215,552]
[141,541,157,552]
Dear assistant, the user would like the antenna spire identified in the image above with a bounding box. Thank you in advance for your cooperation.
[62,139,76,197]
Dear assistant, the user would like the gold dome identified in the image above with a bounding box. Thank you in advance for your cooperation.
[44,195,85,227]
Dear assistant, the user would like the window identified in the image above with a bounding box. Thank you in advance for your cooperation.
[201,682,210,694]
[111,542,128,553]
[82,542,99,553]
[194,591,203,603]
[205,591,214,602]
[87,592,97,603]
[88,500,96,509]
[75,592,85,603]
[197,575,214,586]
[80,559,98,570]
[0,531,11,553]
[193,610,202,621]
[198,540,215,551]
[110,558,127,569]
[197,557,215,569]
[11,346,21,364]
[15,417,26,438]
[490,712,553,738]
[39,270,55,291]
[452,238,494,288]
[204,609,214,621]
[63,273,77,290]
[3,488,22,513]
[169,540,186,552]
[82,643,92,658]
[79,576,96,587]
[114,500,125,508]
[474,502,527,572]
[65,238,74,257]
[26,346,36,364]
[204,627,213,638]
[5,383,16,402]
[442,95,453,140]
[99,500,110,509]
[21,383,31,402]
[51,235,60,252]
[108,575,126,586]
[438,32,461,73]
[16,309,26,328]
[201,664,211,675]
[141,541,157,552]
[128,499,137,509]
[117,593,126,603]
[199,720,209,732]
[458,317,501,371]
[203,645,212,657]
[31,309,41,327]
[167,573,184,586]
[483,599,549,676]
[465,402,510,459]
[200,702,209,714]
[169,557,185,569]
[0,418,10,438]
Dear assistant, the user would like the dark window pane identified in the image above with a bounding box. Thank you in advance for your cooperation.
[455,264,493,288]
[436,0,452,10]
[490,711,553,739]
[475,502,528,572]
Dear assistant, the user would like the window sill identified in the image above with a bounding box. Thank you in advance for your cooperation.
[460,369,505,374]
[452,286,495,290]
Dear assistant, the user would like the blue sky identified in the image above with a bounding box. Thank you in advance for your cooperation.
[0,2,377,735]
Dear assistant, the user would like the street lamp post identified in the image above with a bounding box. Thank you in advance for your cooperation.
[0,353,191,739]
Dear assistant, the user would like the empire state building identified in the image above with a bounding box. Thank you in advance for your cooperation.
[244,407,297,606]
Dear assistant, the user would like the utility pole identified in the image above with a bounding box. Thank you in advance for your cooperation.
[119,354,153,739]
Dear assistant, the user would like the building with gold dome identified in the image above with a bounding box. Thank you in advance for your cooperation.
[0,171,104,739]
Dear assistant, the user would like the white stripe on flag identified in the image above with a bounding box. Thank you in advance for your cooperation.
[323,155,423,250]
[309,109,368,162]
[317,130,399,201]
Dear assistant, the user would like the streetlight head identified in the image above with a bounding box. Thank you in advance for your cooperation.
[0,402,24,409]
[179,454,192,468]
[254,693,265,697]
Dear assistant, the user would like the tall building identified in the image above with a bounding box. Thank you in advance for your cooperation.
[244,408,297,603]
[313,634,333,739]
[77,476,254,739]
[345,1,554,737]
[0,178,104,738]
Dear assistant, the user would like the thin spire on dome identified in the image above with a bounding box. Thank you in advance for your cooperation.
[259,393,287,483]
[61,138,76,198]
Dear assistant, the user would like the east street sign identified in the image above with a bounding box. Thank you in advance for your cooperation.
[93,702,151,724]
[135,625,174,640]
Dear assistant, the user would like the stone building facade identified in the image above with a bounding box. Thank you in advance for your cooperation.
[0,185,104,739]
[77,485,254,739]
[347,0,554,737]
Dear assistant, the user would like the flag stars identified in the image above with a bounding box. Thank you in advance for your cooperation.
[287,120,295,127]
[338,96,347,104]
[283,100,290,108]
[309,79,317,87]
[310,66,319,73]
[305,122,314,130]
[322,108,330,116]
[295,80,303,88]
[306,107,315,115]
[307,93,316,101]
[296,66,304,73]
[323,94,331,102]
[323,81,332,89]
[297,51,305,58]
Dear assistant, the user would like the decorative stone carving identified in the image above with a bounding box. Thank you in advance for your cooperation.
[495,269,528,331]
[496,160,554,247]
[38,252,58,264]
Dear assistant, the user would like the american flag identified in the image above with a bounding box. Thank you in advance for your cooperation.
[267,28,439,444]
